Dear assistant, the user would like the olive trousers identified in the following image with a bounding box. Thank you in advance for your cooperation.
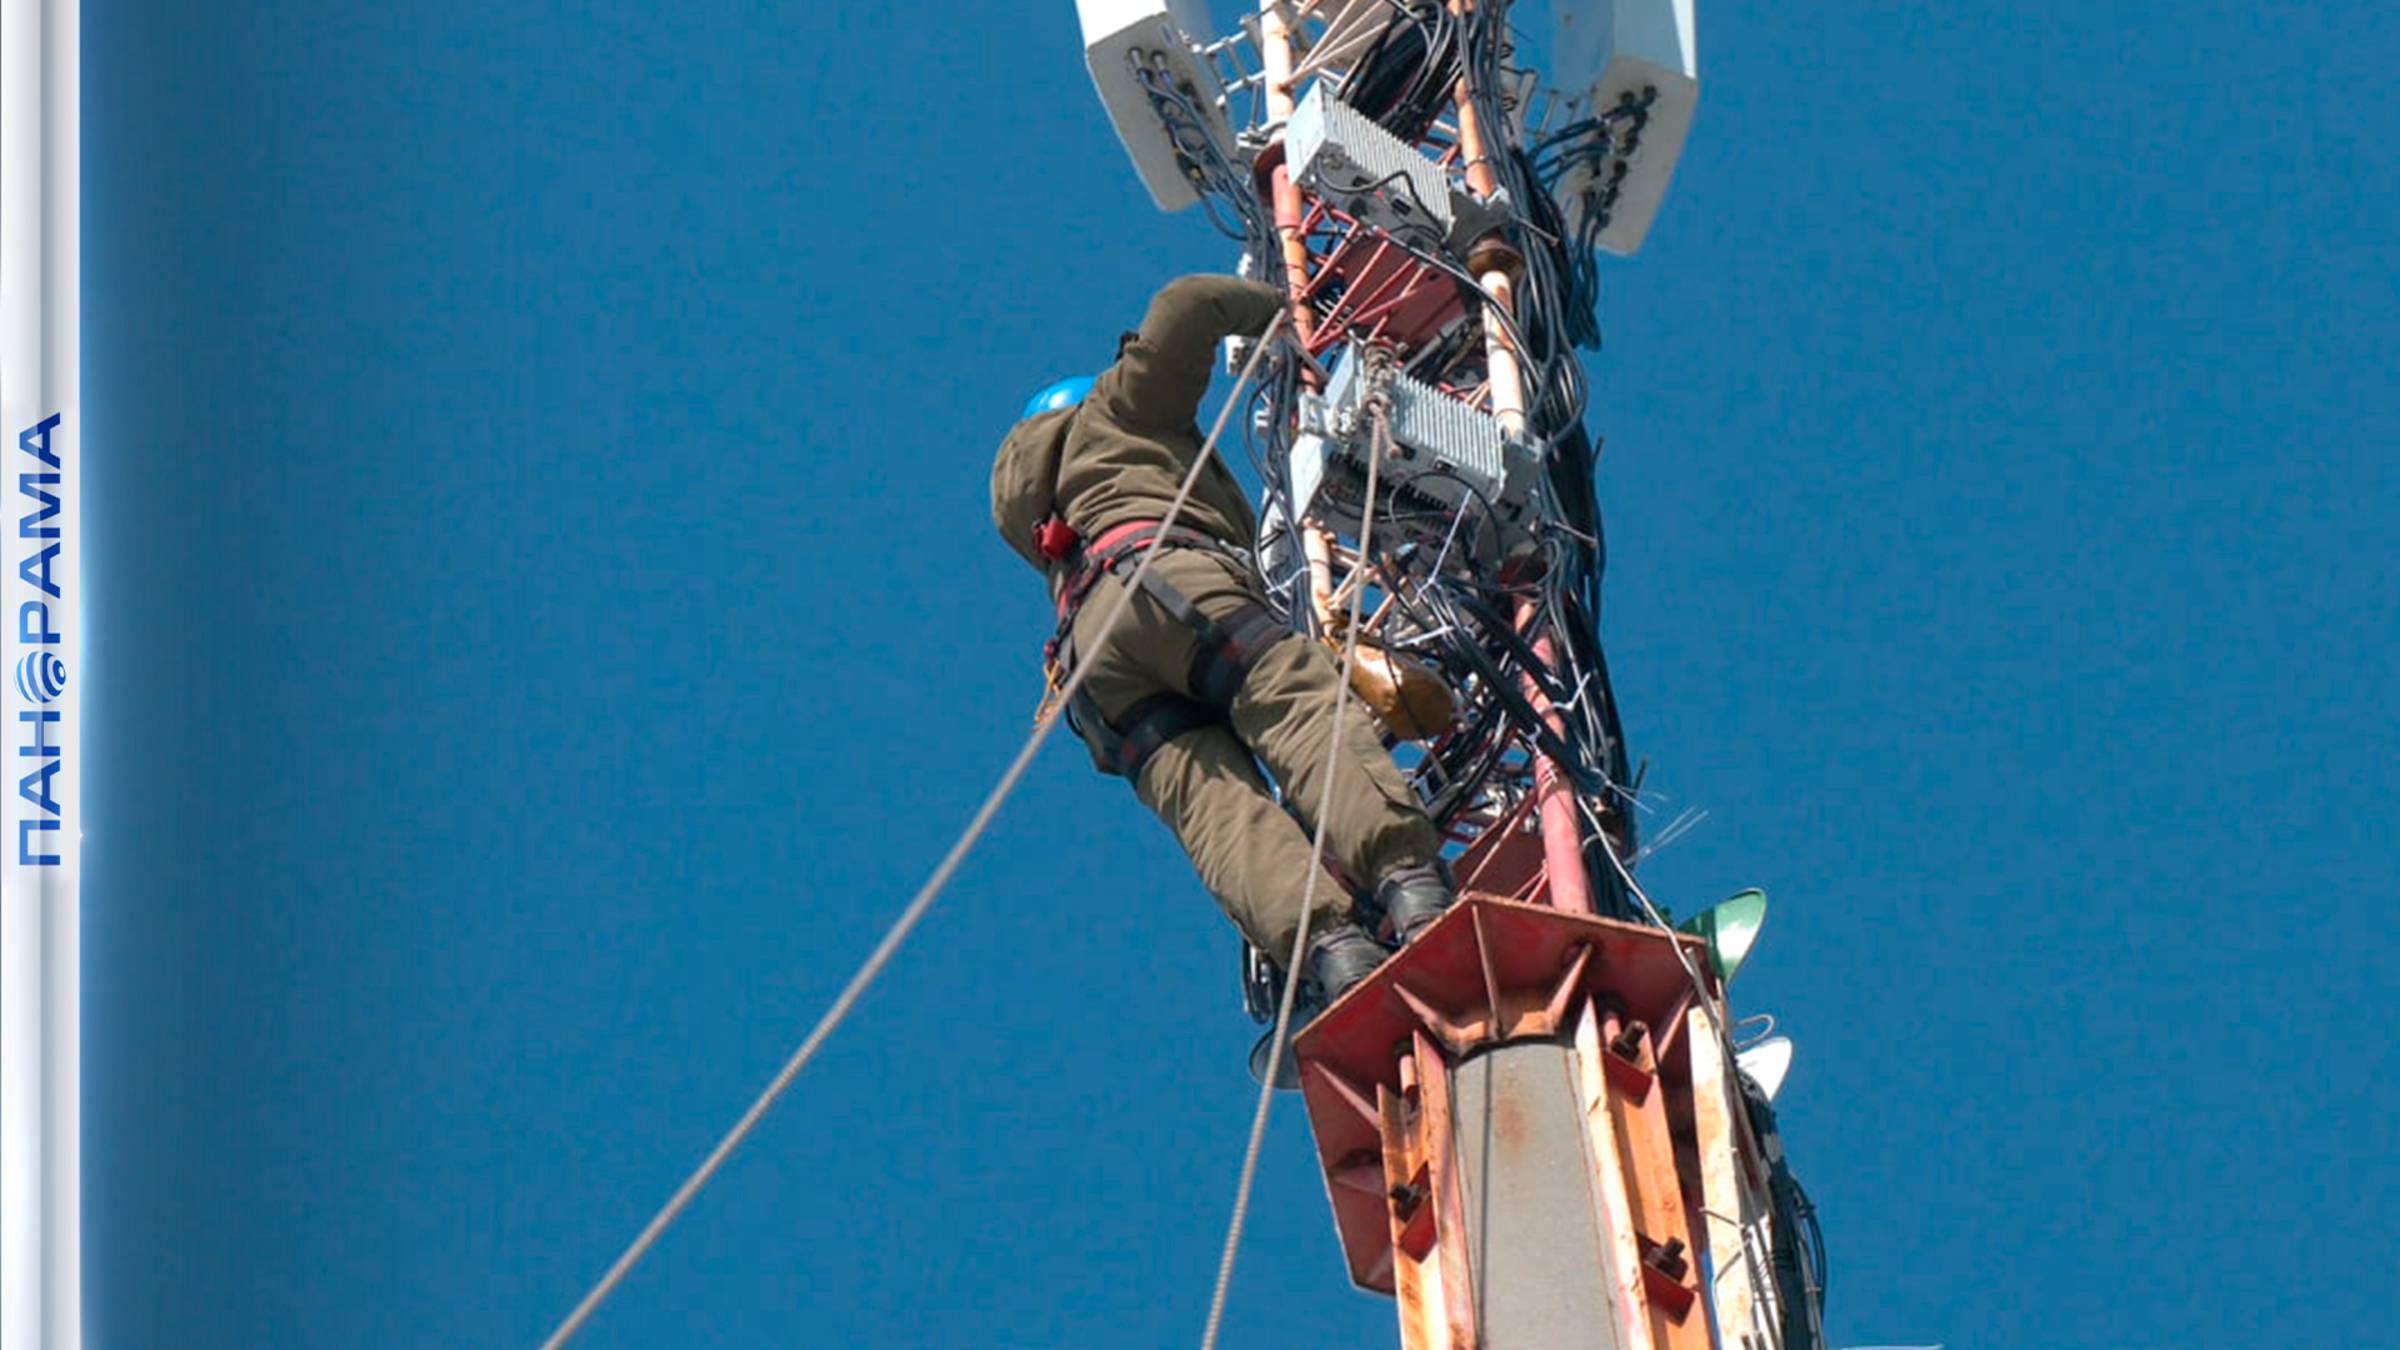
[1068,547,1442,958]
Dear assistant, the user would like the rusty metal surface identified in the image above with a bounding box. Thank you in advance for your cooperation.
[1519,620,1594,915]
[1572,999,1662,1350]
[1451,792,1545,902]
[1294,897,1714,1293]
[1416,1029,1482,1347]
[1600,1013,1711,1350]
[1380,1080,1442,1350]
[1450,1043,1628,1349]
[1307,227,1472,357]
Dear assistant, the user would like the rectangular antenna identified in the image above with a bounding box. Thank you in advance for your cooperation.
[1074,0,1233,211]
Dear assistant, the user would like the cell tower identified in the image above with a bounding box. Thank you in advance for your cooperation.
[1069,2,1827,1345]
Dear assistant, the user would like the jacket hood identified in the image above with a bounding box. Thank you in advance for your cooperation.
[990,406,1078,571]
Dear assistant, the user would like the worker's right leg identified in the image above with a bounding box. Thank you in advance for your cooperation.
[1073,550,1443,953]
[1071,561,1362,961]
[1119,550,1444,896]
[1131,723,1354,963]
[1228,634,1445,897]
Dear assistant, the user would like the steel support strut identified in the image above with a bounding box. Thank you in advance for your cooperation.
[1295,899,1753,1348]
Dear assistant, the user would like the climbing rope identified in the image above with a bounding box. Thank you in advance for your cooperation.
[538,314,1291,1350]
[1200,341,1399,1350]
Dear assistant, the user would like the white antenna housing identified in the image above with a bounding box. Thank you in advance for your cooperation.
[1074,0,1232,211]
[1737,1035,1795,1102]
[1548,0,1700,255]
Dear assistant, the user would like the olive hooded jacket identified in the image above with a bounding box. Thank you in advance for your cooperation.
[991,274,1286,583]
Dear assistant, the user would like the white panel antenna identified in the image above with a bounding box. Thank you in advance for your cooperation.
[1547,0,1700,256]
[1074,0,1234,212]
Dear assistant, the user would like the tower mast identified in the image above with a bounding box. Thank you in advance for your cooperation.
[1068,1,1823,1343]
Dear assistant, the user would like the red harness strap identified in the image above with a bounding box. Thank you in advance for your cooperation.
[1048,518,1229,626]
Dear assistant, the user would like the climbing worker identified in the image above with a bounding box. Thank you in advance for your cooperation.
[992,273,1457,1065]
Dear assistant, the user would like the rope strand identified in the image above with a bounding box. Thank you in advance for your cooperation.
[1200,342,1397,1350]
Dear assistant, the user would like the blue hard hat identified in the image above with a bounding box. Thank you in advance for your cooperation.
[1020,375,1097,421]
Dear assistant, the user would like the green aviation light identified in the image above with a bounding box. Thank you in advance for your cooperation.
[1678,887,1768,982]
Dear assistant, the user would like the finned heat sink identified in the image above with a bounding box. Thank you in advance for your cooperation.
[1290,345,1542,555]
[1286,82,1457,250]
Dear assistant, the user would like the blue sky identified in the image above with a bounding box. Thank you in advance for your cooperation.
[83,1,2395,1346]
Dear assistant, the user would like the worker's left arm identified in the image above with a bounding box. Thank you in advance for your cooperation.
[1092,274,1286,434]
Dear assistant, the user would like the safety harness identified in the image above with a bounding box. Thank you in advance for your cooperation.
[1041,518,1293,782]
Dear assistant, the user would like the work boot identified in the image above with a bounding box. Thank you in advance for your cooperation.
[1246,924,1387,1091]
[1377,860,1458,944]
[1306,924,1389,1004]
